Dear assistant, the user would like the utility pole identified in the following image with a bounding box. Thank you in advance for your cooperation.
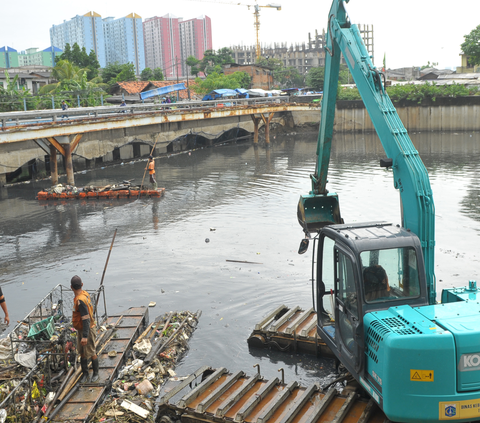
[176,56,180,102]
[187,64,191,100]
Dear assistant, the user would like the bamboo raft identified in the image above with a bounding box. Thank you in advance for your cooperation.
[37,188,165,200]
[49,306,148,422]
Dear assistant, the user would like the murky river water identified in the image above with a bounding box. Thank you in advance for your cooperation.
[1,130,479,387]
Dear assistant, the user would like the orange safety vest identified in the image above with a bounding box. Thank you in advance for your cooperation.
[148,160,155,175]
[72,291,95,332]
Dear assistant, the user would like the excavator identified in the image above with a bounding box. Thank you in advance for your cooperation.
[297,0,480,422]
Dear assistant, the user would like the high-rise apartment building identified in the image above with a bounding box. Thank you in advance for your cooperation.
[103,13,145,73]
[143,14,212,79]
[18,47,63,67]
[50,12,106,67]
[179,16,212,77]
[143,14,181,79]
[0,47,19,68]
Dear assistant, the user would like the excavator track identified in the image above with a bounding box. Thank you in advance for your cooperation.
[155,366,387,423]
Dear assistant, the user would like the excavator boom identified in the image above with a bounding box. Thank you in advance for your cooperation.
[299,0,435,304]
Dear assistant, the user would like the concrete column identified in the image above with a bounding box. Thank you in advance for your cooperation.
[264,117,270,144]
[63,143,75,186]
[0,173,6,186]
[251,116,260,144]
[50,144,58,185]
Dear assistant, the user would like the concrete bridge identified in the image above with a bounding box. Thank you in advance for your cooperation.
[0,97,319,185]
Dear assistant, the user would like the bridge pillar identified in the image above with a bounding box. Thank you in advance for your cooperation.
[251,115,261,144]
[0,173,6,186]
[50,144,58,185]
[260,113,275,144]
[63,143,74,186]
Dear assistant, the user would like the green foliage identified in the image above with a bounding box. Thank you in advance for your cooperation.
[57,43,100,80]
[115,63,137,83]
[386,82,478,103]
[186,55,201,77]
[193,71,251,95]
[196,48,235,75]
[307,65,351,91]
[101,62,137,89]
[334,81,479,103]
[420,61,439,70]
[141,67,153,81]
[256,56,302,88]
[0,71,31,112]
[306,67,324,91]
[461,25,480,66]
[153,68,164,81]
[337,85,361,100]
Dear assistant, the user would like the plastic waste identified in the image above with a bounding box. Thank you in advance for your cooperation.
[0,409,6,423]
[133,339,152,355]
[14,349,36,368]
[136,379,154,395]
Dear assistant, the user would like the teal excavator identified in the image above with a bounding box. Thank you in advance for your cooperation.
[297,1,480,422]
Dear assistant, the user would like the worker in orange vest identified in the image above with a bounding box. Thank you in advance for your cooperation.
[0,286,9,325]
[71,275,99,383]
[148,155,157,190]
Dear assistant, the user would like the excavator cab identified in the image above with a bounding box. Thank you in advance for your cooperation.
[314,222,429,379]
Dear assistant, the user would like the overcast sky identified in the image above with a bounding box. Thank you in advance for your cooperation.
[2,0,478,70]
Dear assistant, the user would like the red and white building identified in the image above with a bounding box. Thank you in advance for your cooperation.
[143,14,212,79]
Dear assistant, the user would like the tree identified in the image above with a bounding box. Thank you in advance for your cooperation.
[197,48,235,76]
[115,63,137,83]
[257,56,303,88]
[141,67,154,81]
[153,68,164,81]
[101,62,137,88]
[57,43,100,80]
[186,55,201,77]
[0,71,31,112]
[192,71,251,95]
[461,25,480,66]
[306,67,324,91]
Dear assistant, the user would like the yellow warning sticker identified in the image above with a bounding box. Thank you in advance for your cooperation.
[410,369,434,382]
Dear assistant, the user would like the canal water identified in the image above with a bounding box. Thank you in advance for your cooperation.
[1,130,479,388]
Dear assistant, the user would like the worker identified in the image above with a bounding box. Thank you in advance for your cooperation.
[0,286,9,325]
[71,275,99,383]
[148,155,157,190]
[61,100,69,120]
[363,265,390,302]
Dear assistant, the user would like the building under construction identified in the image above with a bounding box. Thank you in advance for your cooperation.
[230,24,374,76]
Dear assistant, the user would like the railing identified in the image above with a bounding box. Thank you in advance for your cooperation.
[0,96,291,130]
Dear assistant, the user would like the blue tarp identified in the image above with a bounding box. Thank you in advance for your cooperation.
[202,89,238,101]
[140,83,186,100]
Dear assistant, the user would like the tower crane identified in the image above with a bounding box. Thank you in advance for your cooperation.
[186,0,281,60]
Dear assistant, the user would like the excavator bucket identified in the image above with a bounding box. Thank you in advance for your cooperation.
[297,193,343,234]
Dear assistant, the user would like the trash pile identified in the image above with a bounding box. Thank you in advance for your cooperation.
[40,181,144,195]
[91,310,201,423]
[0,284,106,422]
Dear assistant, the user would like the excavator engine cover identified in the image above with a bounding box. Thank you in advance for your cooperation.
[297,193,343,233]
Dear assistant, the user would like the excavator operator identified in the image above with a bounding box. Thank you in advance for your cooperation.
[363,265,391,302]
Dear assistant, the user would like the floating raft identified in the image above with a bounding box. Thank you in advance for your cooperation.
[156,366,387,423]
[50,306,148,422]
[36,187,165,200]
[247,304,334,357]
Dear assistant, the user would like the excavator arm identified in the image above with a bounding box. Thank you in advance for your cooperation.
[303,0,436,304]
